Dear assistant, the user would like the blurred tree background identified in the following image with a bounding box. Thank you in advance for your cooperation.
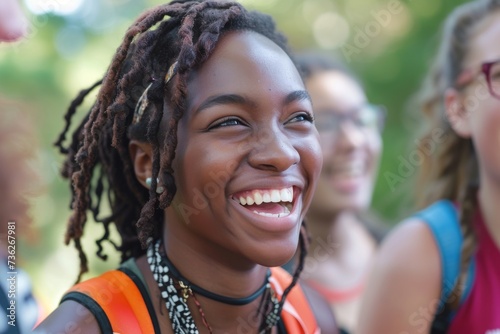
[0,0,470,313]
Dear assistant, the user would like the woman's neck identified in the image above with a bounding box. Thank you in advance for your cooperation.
[303,210,376,286]
[163,227,269,297]
[160,226,273,332]
[306,211,365,254]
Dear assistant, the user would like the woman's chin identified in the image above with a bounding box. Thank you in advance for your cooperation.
[330,189,372,211]
[254,245,297,268]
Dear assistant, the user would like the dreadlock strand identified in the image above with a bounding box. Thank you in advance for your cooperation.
[95,4,181,116]
[176,10,198,68]
[54,80,102,154]
[136,198,158,247]
[134,98,166,246]
[74,238,89,283]
[158,116,180,206]
[177,2,229,68]
[257,225,308,331]
[89,168,112,261]
[70,122,102,235]
[67,186,89,252]
[95,217,113,261]
[132,100,166,246]
[194,4,242,64]
[111,104,129,148]
[72,106,108,235]
[274,226,307,317]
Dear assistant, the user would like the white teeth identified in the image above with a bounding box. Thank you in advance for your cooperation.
[271,190,280,203]
[280,189,288,202]
[236,187,294,206]
[280,188,292,202]
[246,196,254,205]
[254,192,263,205]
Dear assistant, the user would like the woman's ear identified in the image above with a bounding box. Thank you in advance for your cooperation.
[129,140,153,188]
[444,88,472,138]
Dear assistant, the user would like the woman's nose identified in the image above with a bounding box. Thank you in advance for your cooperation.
[247,126,299,172]
[335,121,366,151]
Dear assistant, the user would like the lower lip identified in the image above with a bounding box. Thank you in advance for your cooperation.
[231,198,301,233]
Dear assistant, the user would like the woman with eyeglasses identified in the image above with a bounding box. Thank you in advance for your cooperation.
[358,0,500,333]
[291,53,386,334]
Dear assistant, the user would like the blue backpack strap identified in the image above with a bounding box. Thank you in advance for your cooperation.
[413,199,475,333]
[414,200,462,304]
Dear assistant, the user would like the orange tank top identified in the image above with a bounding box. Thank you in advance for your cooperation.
[62,265,319,334]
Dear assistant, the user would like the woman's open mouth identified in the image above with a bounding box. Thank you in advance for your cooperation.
[232,187,294,218]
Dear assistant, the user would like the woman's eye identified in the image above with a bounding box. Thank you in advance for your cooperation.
[287,112,314,124]
[208,117,245,130]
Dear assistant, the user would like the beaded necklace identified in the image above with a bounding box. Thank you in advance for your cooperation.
[147,240,281,334]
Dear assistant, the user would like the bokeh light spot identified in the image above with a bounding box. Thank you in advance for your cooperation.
[24,0,84,16]
[313,12,350,50]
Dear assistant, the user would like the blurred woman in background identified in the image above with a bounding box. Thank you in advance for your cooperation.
[0,106,42,333]
[296,53,386,334]
[1,2,42,332]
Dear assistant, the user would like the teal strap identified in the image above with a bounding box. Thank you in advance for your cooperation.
[414,200,462,306]
[414,200,476,333]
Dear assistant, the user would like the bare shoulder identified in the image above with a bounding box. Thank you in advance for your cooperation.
[33,300,101,334]
[300,280,339,334]
[358,218,442,334]
[375,217,440,276]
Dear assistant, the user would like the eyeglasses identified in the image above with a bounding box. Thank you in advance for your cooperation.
[314,104,386,135]
[455,59,500,100]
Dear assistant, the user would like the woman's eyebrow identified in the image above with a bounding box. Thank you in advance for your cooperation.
[284,90,312,105]
[194,90,311,115]
[195,94,256,114]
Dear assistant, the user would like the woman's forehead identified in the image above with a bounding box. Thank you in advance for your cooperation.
[307,71,366,112]
[185,31,304,111]
[466,11,500,67]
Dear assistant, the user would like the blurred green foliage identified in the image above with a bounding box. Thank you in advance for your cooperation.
[0,0,470,310]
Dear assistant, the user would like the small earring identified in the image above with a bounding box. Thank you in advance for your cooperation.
[145,177,164,194]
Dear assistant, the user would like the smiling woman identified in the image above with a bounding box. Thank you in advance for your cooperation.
[33,1,333,333]
[291,52,386,334]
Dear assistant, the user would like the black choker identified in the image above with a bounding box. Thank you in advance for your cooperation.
[161,253,271,306]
